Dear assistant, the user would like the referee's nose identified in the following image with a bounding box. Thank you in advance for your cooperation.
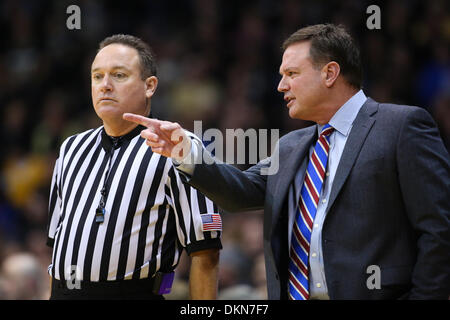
[100,74,113,93]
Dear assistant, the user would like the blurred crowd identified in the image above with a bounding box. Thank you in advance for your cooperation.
[0,0,449,300]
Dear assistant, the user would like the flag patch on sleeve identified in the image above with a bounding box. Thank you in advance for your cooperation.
[201,213,222,232]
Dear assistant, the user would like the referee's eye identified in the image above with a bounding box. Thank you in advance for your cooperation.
[92,73,103,81]
[113,72,128,81]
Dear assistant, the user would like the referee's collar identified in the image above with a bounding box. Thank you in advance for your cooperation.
[101,124,145,152]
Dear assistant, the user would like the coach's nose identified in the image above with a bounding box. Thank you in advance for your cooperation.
[277,76,289,92]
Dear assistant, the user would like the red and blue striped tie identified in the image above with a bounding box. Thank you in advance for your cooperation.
[289,124,334,300]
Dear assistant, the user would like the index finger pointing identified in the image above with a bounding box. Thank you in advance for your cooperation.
[123,113,159,128]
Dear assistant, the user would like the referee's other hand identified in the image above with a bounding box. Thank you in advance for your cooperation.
[123,113,191,162]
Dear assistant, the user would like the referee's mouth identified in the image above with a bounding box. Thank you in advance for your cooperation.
[98,97,118,103]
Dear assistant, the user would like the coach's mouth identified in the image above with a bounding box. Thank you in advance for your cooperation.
[285,96,295,107]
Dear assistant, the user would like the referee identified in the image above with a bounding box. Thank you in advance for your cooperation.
[47,34,222,300]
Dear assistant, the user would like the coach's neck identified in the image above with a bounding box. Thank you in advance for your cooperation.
[315,80,360,125]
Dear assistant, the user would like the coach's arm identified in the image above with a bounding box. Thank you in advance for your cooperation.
[122,113,267,212]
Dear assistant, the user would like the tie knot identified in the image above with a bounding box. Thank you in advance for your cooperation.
[320,124,334,137]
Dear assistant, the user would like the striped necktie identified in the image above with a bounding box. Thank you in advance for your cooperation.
[288,124,334,300]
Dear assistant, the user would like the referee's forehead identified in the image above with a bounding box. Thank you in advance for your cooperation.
[91,44,140,73]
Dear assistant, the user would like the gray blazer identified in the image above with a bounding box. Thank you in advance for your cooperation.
[184,98,450,299]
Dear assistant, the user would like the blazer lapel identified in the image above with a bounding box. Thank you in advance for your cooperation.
[326,98,378,213]
[270,126,316,237]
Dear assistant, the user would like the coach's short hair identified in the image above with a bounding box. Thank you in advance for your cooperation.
[99,34,157,80]
[283,24,362,89]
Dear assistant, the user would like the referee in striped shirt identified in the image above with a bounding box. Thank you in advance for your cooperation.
[47,34,222,300]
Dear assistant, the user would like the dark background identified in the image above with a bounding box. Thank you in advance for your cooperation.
[0,0,448,299]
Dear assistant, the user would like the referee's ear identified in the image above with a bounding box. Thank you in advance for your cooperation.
[145,76,158,99]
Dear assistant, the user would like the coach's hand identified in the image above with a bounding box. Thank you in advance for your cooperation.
[123,113,191,162]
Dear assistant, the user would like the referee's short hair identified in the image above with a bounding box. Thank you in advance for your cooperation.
[99,34,157,79]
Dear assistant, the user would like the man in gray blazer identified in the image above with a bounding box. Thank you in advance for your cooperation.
[124,24,450,300]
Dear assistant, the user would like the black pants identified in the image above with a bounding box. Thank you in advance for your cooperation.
[50,277,165,300]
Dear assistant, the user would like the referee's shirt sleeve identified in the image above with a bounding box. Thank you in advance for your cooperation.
[47,155,62,248]
[168,163,222,255]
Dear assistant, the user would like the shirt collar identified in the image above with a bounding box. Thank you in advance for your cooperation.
[101,124,145,152]
[318,89,367,136]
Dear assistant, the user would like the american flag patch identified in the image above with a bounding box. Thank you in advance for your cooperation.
[201,213,222,232]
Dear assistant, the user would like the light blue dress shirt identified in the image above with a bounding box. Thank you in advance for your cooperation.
[287,90,367,299]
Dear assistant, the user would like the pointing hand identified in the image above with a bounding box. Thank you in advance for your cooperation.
[123,113,191,161]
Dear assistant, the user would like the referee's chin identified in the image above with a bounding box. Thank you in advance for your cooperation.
[95,111,140,136]
[93,104,119,120]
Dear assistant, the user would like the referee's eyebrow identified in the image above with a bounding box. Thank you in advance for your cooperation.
[91,65,131,73]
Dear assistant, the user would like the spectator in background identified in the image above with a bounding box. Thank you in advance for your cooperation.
[0,252,49,299]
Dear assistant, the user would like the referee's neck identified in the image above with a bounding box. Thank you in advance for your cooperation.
[103,121,139,137]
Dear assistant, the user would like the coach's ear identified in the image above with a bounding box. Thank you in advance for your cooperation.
[145,76,158,98]
[322,61,340,88]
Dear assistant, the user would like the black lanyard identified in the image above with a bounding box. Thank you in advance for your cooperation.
[95,136,123,224]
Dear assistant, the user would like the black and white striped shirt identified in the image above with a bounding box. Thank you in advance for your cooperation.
[47,125,222,282]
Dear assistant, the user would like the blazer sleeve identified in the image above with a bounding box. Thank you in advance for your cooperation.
[182,140,270,213]
[396,107,450,299]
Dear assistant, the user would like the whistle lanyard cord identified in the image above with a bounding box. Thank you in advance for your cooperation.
[96,137,122,223]
[99,148,114,208]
